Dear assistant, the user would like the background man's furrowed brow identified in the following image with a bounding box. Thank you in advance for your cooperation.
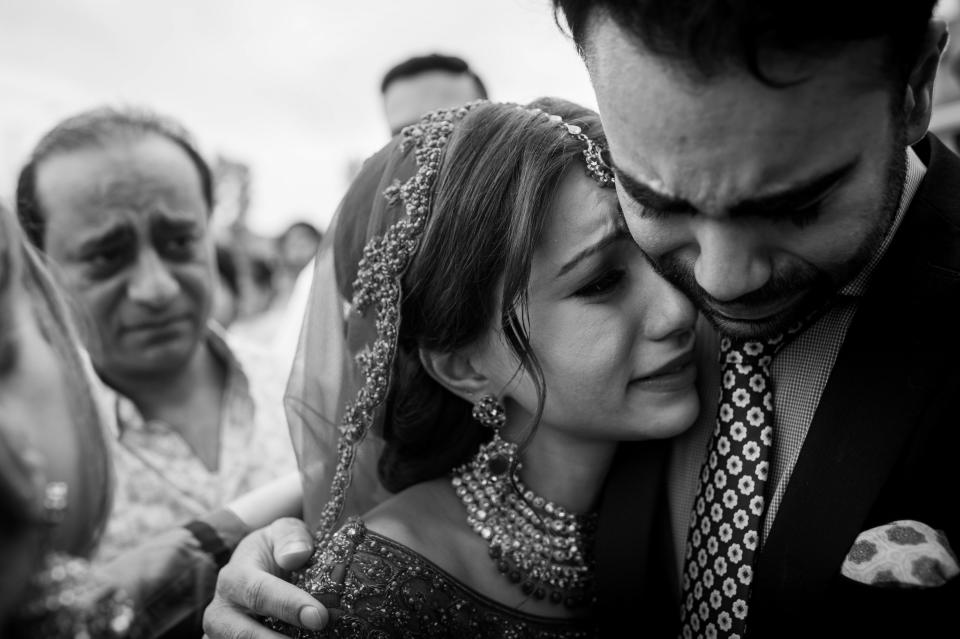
[75,224,132,254]
[153,217,200,235]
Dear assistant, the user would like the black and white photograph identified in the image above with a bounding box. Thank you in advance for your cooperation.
[1,1,958,637]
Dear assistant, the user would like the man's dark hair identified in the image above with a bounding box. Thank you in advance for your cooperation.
[16,106,215,249]
[553,0,938,86]
[380,53,488,99]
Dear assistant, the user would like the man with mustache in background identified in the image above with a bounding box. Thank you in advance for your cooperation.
[16,107,297,636]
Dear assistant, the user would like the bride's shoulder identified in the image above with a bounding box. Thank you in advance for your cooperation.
[365,479,458,528]
[362,479,478,576]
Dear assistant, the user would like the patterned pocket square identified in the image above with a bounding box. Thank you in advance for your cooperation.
[841,520,959,588]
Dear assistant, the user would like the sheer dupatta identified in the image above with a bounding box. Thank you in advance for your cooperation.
[284,105,479,534]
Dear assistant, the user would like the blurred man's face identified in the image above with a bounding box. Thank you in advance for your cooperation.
[586,14,913,339]
[280,227,320,273]
[37,134,215,383]
[383,70,484,135]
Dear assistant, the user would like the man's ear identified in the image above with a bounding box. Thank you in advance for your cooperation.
[419,347,491,403]
[903,19,949,145]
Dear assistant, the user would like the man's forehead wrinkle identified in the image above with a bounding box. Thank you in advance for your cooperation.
[613,150,724,208]
[616,154,762,215]
[87,168,195,216]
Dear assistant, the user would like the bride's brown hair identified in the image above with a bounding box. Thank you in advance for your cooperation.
[378,97,608,491]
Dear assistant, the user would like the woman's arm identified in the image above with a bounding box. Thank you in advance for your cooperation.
[225,471,303,538]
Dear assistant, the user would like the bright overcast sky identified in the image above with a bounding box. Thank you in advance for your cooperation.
[0,0,597,236]
[5,0,959,238]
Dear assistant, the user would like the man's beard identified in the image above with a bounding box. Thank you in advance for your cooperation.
[650,135,908,340]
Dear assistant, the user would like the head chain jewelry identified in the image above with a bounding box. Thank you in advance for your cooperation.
[525,106,615,187]
[315,101,615,544]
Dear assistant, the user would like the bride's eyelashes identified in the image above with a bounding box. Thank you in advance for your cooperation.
[572,267,627,299]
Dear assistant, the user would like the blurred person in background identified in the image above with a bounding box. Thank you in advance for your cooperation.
[276,221,322,282]
[212,244,241,328]
[0,199,301,639]
[228,221,321,345]
[0,201,134,638]
[381,52,488,136]
[14,107,300,633]
[267,53,491,372]
[242,251,279,318]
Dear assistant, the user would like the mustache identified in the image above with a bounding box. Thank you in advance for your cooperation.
[650,253,828,309]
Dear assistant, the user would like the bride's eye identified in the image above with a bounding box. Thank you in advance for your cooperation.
[574,268,626,299]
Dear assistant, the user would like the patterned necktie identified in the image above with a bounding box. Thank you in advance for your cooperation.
[679,332,790,639]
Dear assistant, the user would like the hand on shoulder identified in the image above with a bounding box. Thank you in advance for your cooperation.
[202,518,327,639]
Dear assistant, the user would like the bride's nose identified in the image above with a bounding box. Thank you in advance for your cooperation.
[643,265,697,343]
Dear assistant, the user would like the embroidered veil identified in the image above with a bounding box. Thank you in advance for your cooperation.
[283,105,474,535]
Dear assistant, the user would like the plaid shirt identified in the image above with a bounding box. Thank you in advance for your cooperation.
[667,149,928,580]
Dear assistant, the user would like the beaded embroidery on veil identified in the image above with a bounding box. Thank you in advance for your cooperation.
[285,102,481,536]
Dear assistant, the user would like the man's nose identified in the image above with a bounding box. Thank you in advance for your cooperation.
[692,222,771,302]
[127,250,180,306]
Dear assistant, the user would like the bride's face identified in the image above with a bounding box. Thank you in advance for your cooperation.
[478,168,700,442]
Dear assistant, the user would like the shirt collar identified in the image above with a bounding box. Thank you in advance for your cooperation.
[839,147,926,298]
[111,321,248,438]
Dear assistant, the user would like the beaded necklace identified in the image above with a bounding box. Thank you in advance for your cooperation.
[451,434,598,609]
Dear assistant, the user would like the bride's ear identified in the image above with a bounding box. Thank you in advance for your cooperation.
[419,347,490,403]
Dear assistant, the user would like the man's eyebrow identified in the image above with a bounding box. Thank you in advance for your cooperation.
[152,216,200,235]
[557,224,630,277]
[75,223,132,253]
[728,157,860,219]
[614,156,860,219]
[614,167,697,214]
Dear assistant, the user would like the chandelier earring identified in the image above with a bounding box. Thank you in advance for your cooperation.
[471,394,506,430]
[454,392,598,609]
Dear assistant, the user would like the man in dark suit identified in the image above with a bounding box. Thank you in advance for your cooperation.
[201,3,959,638]
[553,1,960,636]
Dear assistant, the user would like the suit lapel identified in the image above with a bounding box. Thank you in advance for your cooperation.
[753,135,960,609]
[596,439,678,626]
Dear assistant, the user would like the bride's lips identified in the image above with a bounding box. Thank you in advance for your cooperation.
[631,349,697,392]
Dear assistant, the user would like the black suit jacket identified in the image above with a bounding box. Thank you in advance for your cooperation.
[596,134,960,638]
